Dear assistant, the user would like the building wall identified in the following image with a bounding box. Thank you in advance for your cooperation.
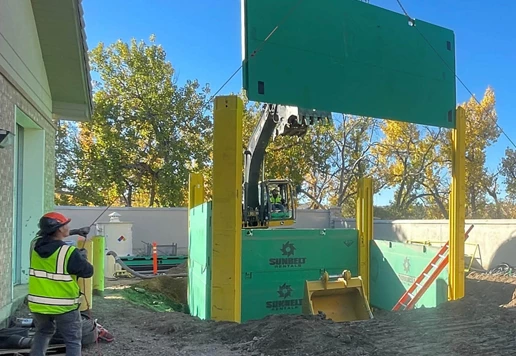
[0,0,52,119]
[0,71,55,323]
[56,206,516,271]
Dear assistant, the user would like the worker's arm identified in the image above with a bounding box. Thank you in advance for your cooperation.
[67,248,94,279]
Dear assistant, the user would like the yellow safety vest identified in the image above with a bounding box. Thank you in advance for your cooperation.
[270,195,282,204]
[28,239,81,314]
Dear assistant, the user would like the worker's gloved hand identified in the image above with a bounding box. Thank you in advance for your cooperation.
[78,248,88,260]
[70,226,90,237]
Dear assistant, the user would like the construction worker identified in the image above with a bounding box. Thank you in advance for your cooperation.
[28,212,93,356]
[270,188,285,212]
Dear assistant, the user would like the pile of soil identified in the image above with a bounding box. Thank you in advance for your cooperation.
[166,261,187,275]
[135,275,188,304]
[80,271,516,355]
[467,271,516,307]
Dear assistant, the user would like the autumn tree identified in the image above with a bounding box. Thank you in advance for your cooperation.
[463,87,501,217]
[373,121,448,218]
[440,87,501,218]
[297,115,381,215]
[56,36,212,207]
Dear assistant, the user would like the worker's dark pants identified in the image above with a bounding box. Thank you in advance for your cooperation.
[272,203,285,212]
[30,309,82,356]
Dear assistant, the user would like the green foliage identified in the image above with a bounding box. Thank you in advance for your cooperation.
[56,36,212,207]
[501,148,516,198]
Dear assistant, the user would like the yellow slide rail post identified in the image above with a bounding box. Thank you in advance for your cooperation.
[449,106,466,300]
[188,173,205,211]
[356,177,373,300]
[211,95,243,322]
[77,237,93,311]
[91,235,105,296]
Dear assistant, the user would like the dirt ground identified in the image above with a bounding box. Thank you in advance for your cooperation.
[13,269,516,356]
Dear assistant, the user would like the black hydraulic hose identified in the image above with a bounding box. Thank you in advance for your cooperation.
[0,335,32,349]
[106,250,187,279]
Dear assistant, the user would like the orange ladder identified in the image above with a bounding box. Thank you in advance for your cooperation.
[392,224,475,311]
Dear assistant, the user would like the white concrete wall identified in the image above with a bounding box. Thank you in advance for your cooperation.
[368,219,516,271]
[56,206,516,270]
[56,206,188,255]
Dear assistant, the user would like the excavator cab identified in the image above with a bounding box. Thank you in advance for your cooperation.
[261,179,296,227]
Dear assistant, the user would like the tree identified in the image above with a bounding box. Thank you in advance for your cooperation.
[55,121,81,205]
[372,121,447,218]
[296,115,381,215]
[501,148,516,198]
[441,87,500,218]
[57,36,212,207]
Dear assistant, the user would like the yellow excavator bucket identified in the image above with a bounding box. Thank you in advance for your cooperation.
[302,270,373,322]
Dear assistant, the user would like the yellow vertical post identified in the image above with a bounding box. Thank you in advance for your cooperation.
[91,235,105,296]
[211,95,243,322]
[188,173,205,211]
[77,238,94,311]
[356,177,373,300]
[449,106,466,300]
[187,173,204,305]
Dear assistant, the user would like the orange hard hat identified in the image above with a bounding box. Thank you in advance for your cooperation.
[38,212,71,235]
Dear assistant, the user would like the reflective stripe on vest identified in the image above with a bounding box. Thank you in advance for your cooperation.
[28,242,81,314]
[56,244,69,274]
[29,269,73,282]
[27,295,81,306]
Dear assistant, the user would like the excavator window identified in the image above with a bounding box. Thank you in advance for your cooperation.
[268,183,293,221]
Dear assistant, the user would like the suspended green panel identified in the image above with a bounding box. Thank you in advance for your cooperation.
[188,202,212,320]
[242,0,456,128]
[370,240,448,310]
[241,268,344,322]
[242,228,358,274]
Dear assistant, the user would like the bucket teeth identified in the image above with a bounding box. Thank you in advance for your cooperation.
[273,105,331,138]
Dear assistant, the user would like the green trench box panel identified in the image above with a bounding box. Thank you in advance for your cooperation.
[188,202,212,320]
[241,268,348,322]
[241,228,359,273]
[241,228,359,322]
[242,0,456,129]
[370,240,448,310]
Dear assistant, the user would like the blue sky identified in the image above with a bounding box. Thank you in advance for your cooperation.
[82,0,516,206]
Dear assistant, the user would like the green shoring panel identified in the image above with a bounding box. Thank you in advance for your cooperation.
[241,228,359,322]
[188,202,212,320]
[370,240,448,310]
[242,0,456,128]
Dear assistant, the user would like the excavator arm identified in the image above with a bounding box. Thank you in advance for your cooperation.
[243,103,330,227]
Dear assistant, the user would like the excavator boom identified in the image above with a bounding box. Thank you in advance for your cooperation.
[243,103,330,227]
